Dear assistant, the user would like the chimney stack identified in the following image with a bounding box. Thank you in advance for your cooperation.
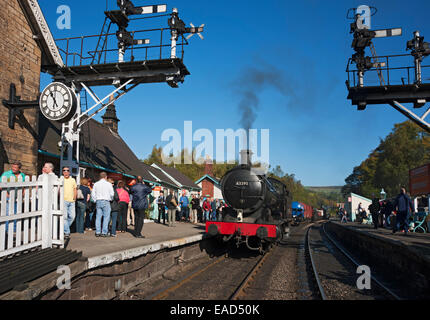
[204,155,213,176]
[239,149,253,166]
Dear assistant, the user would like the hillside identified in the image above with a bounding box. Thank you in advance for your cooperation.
[305,186,342,195]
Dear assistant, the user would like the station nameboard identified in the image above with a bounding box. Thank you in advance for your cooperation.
[409,164,430,196]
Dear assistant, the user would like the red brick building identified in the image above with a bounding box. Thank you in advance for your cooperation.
[195,161,223,200]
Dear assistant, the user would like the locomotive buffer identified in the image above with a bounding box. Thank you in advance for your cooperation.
[346,10,430,132]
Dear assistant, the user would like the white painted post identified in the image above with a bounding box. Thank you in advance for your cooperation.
[53,183,58,241]
[23,176,30,245]
[0,176,7,251]
[170,8,178,59]
[59,179,64,247]
[41,174,53,249]
[8,188,15,249]
[16,175,23,247]
[30,176,37,243]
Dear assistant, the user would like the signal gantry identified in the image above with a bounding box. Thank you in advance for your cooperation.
[36,0,205,180]
[346,7,430,132]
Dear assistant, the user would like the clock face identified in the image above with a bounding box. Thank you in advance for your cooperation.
[39,82,77,122]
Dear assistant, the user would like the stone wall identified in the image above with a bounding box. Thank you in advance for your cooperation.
[38,242,207,300]
[0,0,41,175]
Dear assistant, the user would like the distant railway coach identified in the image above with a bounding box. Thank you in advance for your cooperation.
[302,203,313,220]
[292,201,314,224]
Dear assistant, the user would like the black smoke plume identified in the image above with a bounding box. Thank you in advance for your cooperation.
[234,65,297,130]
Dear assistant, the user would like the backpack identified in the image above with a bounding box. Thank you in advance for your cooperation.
[117,188,130,203]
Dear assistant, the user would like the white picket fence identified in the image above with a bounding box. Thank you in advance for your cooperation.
[0,174,64,258]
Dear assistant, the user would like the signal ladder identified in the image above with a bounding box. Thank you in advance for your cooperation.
[370,42,386,86]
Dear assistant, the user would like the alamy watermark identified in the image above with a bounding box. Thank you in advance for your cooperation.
[56,265,71,290]
[57,5,71,30]
[161,121,270,173]
[356,265,371,290]
[356,5,371,30]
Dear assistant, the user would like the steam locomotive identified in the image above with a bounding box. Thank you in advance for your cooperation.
[205,161,292,253]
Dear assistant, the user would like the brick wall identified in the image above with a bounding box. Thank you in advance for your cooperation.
[0,0,41,175]
[38,242,207,300]
[202,179,214,198]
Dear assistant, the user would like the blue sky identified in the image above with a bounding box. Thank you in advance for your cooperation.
[38,0,430,186]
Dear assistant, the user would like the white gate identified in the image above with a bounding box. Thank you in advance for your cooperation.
[0,174,64,258]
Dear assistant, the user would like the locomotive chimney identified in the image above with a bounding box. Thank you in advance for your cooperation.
[239,149,253,166]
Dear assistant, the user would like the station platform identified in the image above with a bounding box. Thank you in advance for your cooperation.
[66,221,206,269]
[0,221,207,300]
[330,220,430,259]
[326,220,430,298]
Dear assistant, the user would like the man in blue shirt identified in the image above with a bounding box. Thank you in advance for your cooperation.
[393,187,414,235]
[180,192,189,222]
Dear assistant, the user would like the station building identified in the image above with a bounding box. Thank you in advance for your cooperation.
[151,163,201,197]
[195,160,223,200]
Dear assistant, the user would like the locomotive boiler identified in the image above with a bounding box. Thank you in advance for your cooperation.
[206,151,292,252]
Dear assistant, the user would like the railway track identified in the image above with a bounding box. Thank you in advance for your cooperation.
[305,225,327,300]
[229,247,273,300]
[143,247,272,300]
[306,222,401,300]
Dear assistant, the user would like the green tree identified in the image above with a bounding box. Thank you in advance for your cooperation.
[342,121,430,199]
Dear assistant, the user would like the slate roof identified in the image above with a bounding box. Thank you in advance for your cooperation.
[38,114,155,182]
[38,115,200,191]
[195,174,220,186]
[151,163,201,190]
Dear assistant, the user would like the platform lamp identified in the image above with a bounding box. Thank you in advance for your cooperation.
[380,188,386,200]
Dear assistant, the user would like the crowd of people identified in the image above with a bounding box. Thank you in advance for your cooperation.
[156,190,227,227]
[341,187,419,235]
[1,161,227,240]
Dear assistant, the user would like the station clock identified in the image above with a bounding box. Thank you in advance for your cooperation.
[39,82,77,122]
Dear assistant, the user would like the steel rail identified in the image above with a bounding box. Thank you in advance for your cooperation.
[147,255,226,300]
[321,223,401,300]
[229,249,272,300]
[306,226,328,300]
[147,246,272,300]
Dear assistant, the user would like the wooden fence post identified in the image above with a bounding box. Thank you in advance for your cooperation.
[41,174,53,249]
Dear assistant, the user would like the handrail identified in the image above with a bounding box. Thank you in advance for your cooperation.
[55,27,188,67]
[347,53,430,87]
